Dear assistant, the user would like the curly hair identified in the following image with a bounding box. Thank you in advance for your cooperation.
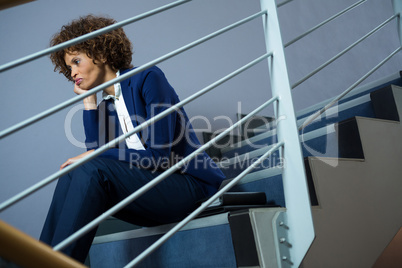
[50,15,133,81]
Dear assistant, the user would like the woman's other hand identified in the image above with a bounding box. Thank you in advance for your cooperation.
[60,149,95,170]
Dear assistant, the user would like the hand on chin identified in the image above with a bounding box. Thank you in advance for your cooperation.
[74,82,88,95]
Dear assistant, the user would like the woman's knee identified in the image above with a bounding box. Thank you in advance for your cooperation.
[65,157,109,185]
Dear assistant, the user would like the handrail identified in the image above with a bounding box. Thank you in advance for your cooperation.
[0,0,190,73]
[284,0,367,48]
[0,220,86,268]
[298,46,402,130]
[393,0,402,44]
[125,141,284,268]
[291,14,399,89]
[0,0,35,11]
[0,10,267,140]
[54,79,278,252]
[0,52,272,213]
[277,0,294,8]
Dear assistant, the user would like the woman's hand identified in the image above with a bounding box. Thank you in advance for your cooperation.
[74,84,97,110]
[60,149,95,170]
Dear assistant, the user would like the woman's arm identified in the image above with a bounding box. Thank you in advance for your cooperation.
[60,149,95,170]
[60,85,98,169]
[74,83,97,110]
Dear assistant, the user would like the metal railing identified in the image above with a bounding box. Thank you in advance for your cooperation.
[0,9,269,210]
[294,0,401,130]
[1,0,401,267]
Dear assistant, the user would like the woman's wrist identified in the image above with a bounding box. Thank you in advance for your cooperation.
[83,95,97,110]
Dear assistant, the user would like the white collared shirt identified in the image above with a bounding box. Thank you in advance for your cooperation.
[103,71,145,150]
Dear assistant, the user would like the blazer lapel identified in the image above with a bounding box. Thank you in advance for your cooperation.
[120,69,137,127]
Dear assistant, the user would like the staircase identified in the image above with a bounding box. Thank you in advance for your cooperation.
[1,0,400,267]
[88,72,402,267]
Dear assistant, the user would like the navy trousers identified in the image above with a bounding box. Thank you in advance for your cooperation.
[40,157,207,263]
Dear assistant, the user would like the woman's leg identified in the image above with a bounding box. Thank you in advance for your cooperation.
[40,158,112,262]
[40,157,207,263]
[40,173,72,245]
[111,165,207,227]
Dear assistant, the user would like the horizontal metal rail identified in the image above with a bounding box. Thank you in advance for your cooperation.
[284,0,367,48]
[277,0,294,8]
[0,51,272,212]
[54,95,279,252]
[291,14,399,89]
[298,46,402,131]
[0,10,267,140]
[0,0,190,73]
[125,141,284,268]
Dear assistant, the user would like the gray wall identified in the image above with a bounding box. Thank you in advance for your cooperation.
[0,0,400,239]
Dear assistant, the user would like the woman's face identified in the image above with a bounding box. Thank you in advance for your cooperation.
[64,51,108,90]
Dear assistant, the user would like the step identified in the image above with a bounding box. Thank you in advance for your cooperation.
[89,207,286,268]
[228,168,286,207]
[221,94,373,159]
[301,84,402,267]
[219,122,339,177]
[218,84,402,208]
[237,72,402,144]
[220,82,402,169]
[302,116,402,267]
[297,73,402,120]
[223,92,376,159]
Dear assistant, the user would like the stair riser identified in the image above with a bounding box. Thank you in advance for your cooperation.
[90,224,237,268]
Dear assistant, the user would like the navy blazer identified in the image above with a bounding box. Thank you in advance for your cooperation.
[82,66,225,195]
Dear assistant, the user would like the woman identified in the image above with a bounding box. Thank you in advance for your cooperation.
[40,15,225,263]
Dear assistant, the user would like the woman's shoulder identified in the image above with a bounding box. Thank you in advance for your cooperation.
[120,65,165,80]
[120,65,175,98]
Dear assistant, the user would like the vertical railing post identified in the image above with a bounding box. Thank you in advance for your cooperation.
[393,0,402,45]
[260,0,314,267]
